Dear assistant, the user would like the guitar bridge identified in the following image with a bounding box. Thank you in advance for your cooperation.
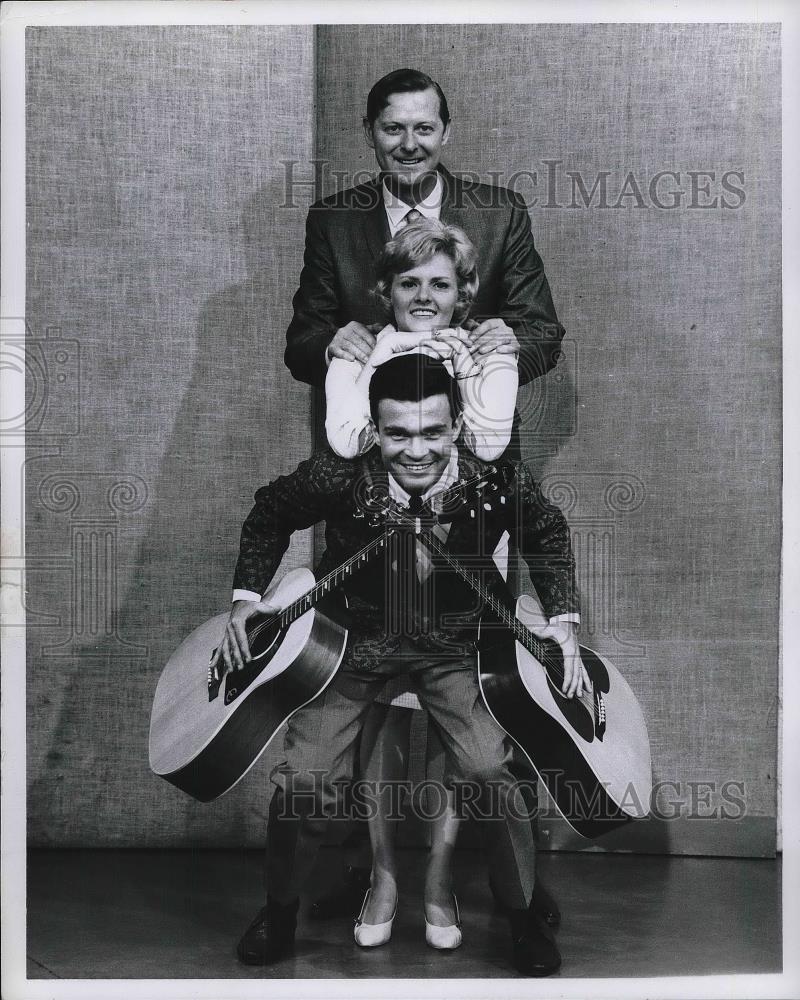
[594,690,607,740]
[207,654,221,702]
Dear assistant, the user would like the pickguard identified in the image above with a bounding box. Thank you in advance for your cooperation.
[220,619,285,705]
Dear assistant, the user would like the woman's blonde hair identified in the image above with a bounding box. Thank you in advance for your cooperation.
[372,219,479,326]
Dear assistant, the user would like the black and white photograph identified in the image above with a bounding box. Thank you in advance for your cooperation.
[1,1,796,998]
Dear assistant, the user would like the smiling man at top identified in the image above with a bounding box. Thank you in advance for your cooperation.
[284,68,566,418]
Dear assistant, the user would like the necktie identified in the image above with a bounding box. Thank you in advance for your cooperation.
[394,494,424,634]
[407,493,424,584]
[404,208,423,226]
[409,494,429,629]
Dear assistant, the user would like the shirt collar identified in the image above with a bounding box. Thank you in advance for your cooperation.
[382,173,444,236]
[387,448,459,508]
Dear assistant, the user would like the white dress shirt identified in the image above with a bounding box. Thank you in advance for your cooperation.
[382,173,445,236]
[235,447,578,634]
[323,175,446,368]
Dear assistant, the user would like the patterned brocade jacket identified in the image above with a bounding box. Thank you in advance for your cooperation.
[232,446,579,672]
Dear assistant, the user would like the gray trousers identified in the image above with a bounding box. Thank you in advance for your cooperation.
[265,638,536,911]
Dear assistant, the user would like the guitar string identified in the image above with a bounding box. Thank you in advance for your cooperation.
[414,521,595,713]
[243,472,493,648]
[242,473,593,714]
[246,530,394,647]
[418,528,558,666]
[406,476,595,712]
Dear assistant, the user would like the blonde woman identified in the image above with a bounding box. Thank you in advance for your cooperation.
[324,220,518,949]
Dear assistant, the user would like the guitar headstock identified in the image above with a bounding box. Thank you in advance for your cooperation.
[354,486,409,528]
[430,464,514,523]
[353,463,515,529]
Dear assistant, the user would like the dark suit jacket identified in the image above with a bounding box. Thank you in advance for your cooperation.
[284,166,565,390]
[233,446,578,671]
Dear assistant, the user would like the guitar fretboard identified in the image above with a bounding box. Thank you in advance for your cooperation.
[418,526,558,668]
[282,533,391,624]
[270,470,499,630]
[249,530,393,644]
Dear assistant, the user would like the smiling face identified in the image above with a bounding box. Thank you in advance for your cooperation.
[376,393,462,496]
[364,87,450,197]
[390,252,458,332]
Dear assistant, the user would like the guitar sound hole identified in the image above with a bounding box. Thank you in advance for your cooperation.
[248,617,282,661]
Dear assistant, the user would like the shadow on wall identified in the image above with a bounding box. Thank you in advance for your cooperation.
[28,185,313,847]
[515,339,577,480]
[27,185,581,848]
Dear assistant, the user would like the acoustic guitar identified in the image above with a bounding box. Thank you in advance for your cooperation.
[148,529,393,801]
[370,472,653,838]
[148,471,502,802]
[151,468,651,838]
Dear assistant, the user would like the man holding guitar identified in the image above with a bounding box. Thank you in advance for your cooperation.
[213,353,588,976]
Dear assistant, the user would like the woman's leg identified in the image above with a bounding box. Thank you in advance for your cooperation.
[358,701,413,923]
[423,720,461,927]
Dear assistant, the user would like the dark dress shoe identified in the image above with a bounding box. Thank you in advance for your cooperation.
[309,865,371,920]
[236,896,299,965]
[532,879,561,928]
[508,909,562,977]
[490,878,561,928]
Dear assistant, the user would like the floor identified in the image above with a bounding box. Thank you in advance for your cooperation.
[26,847,781,980]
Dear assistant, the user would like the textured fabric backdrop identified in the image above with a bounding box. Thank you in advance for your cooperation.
[25,23,780,854]
[314,22,781,856]
[25,26,317,846]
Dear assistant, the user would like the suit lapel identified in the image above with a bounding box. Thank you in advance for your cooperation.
[359,448,390,506]
[362,168,470,251]
[437,450,491,557]
[438,166,469,228]
[361,179,391,263]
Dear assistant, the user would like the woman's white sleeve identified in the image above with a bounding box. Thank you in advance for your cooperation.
[324,357,376,458]
[459,353,519,460]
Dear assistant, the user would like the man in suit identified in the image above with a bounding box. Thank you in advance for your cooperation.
[286,66,565,925]
[217,354,587,975]
[285,68,565,404]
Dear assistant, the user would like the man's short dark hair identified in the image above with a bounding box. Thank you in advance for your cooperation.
[365,69,450,127]
[369,354,461,426]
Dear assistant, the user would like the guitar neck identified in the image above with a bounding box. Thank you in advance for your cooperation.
[417,526,557,664]
[277,530,392,626]
[419,523,599,722]
[276,468,499,625]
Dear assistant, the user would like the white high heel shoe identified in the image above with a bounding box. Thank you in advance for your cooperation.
[425,893,462,950]
[353,888,397,948]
